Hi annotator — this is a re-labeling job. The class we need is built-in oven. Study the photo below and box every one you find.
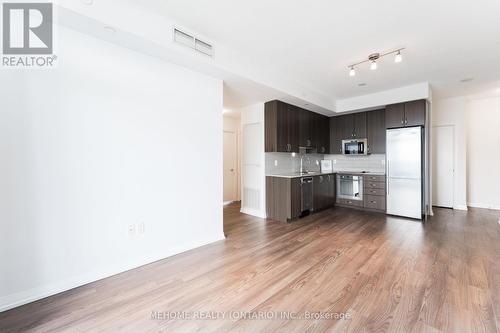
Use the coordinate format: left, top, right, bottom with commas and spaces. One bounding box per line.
342, 139, 368, 155
336, 174, 363, 201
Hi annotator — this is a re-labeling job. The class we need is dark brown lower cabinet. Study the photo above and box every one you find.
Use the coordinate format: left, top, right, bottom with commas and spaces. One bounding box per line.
266, 176, 301, 222
363, 175, 386, 212
266, 174, 336, 222
313, 174, 335, 211
335, 174, 386, 213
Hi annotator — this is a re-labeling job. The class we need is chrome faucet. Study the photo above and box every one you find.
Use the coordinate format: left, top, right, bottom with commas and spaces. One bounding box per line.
300, 154, 311, 174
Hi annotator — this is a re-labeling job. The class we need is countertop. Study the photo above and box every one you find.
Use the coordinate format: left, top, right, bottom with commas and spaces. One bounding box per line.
266, 171, 336, 179
266, 170, 385, 179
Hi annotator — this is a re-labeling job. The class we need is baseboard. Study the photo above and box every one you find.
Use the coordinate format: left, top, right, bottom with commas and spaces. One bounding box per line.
0, 233, 225, 313
240, 207, 266, 219
453, 205, 468, 211
467, 202, 500, 211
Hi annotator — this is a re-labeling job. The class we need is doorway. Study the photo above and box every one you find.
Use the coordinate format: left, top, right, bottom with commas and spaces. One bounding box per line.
223, 130, 238, 203
432, 125, 454, 208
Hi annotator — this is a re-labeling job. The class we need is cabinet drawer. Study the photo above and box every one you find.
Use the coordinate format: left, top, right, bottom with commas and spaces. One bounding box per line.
364, 195, 386, 211
336, 198, 364, 208
364, 180, 386, 190
364, 188, 385, 196
363, 175, 385, 182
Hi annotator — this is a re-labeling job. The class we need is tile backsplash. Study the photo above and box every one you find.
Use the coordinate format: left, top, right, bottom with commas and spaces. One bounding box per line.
265, 153, 323, 174
265, 152, 386, 174
323, 154, 386, 173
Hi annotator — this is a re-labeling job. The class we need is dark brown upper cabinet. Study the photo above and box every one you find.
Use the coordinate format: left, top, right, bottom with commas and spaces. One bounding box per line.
367, 109, 386, 154
265, 100, 329, 153
298, 108, 312, 148
336, 112, 367, 139
404, 100, 426, 127
265, 100, 299, 153
329, 117, 343, 154
386, 100, 426, 128
353, 113, 367, 138
311, 113, 330, 153
339, 114, 354, 140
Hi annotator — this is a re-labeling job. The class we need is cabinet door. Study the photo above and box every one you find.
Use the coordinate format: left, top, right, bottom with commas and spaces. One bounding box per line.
290, 178, 302, 219
367, 109, 386, 154
340, 114, 355, 140
404, 100, 426, 127
385, 103, 405, 128
286, 104, 300, 152
313, 176, 321, 210
329, 117, 342, 154
264, 101, 278, 152
298, 108, 311, 148
326, 174, 336, 206
316, 114, 329, 154
313, 175, 329, 210
309, 113, 320, 151
353, 112, 367, 138
277, 102, 299, 152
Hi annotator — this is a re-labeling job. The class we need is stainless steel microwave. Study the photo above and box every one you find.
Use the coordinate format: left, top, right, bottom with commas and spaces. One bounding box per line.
342, 139, 368, 155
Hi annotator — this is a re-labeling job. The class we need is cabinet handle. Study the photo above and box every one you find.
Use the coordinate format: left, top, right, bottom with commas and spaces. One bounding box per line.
370, 201, 376, 204
405, 118, 408, 125
401, 119, 404, 125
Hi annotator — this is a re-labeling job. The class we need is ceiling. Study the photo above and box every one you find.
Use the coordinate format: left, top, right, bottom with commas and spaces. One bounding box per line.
127, 0, 500, 102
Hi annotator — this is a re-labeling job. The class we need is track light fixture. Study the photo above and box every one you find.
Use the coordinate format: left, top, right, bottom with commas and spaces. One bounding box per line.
395, 50, 402, 63
349, 66, 356, 76
348, 48, 404, 77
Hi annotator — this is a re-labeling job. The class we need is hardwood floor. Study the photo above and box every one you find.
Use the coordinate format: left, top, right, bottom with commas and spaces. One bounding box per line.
1, 204, 499, 332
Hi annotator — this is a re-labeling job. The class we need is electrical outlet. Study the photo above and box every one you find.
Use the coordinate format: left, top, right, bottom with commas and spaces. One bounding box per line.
128, 224, 136, 236
333, 159, 337, 164
274, 160, 278, 167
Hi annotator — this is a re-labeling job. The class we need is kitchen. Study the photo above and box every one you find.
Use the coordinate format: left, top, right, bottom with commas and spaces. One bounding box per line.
265, 99, 429, 222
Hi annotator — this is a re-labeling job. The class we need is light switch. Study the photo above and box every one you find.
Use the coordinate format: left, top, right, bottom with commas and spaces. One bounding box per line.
274, 160, 278, 166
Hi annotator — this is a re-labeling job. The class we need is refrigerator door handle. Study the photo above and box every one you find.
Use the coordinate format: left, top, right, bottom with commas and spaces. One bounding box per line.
387, 160, 389, 196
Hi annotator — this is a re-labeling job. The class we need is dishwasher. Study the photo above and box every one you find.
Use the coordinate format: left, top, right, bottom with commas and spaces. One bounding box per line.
300, 177, 314, 216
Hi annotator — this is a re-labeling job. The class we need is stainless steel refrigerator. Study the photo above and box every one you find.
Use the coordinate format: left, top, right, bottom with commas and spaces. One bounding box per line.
386, 127, 423, 219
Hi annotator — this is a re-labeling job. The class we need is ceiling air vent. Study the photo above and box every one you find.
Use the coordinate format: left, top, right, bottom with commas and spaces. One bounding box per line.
173, 28, 213, 57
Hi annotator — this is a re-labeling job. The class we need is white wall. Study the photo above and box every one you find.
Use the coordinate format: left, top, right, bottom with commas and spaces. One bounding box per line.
432, 97, 468, 210
0, 27, 224, 311
239, 104, 266, 218
335, 82, 431, 113
432, 93, 500, 211
466, 96, 500, 209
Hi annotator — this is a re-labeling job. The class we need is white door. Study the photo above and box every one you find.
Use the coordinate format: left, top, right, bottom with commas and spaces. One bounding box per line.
432, 126, 454, 208
223, 131, 238, 202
